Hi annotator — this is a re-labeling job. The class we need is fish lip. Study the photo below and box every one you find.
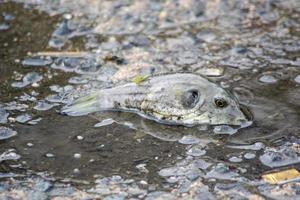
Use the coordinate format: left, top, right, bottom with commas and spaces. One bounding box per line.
239, 103, 253, 121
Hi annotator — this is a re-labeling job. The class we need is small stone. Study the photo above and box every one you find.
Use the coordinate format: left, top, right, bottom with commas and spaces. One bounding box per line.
77, 135, 84, 140
45, 153, 54, 158
229, 156, 243, 163
179, 135, 201, 144
73, 168, 80, 173
244, 153, 256, 159
187, 145, 206, 157
74, 153, 81, 159
213, 125, 237, 135
16, 114, 32, 123
259, 75, 277, 84
136, 164, 149, 173
31, 82, 40, 87
27, 143, 34, 147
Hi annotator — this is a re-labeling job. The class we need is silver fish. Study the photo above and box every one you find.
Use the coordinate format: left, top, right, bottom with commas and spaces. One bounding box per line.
62, 73, 248, 126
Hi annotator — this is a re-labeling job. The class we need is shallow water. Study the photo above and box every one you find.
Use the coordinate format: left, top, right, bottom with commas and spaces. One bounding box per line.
1, 0, 300, 199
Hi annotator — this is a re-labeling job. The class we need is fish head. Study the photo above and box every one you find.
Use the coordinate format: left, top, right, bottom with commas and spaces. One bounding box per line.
194, 85, 248, 126
143, 75, 249, 126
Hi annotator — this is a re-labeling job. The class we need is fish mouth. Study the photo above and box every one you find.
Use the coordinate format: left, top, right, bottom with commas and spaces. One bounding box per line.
239, 104, 253, 121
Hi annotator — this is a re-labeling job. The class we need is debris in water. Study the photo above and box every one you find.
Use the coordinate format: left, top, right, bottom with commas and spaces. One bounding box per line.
27, 117, 43, 125
94, 118, 115, 127
227, 142, 265, 151
262, 169, 300, 184
196, 66, 224, 77
132, 75, 150, 84
36, 51, 88, 57
0, 126, 17, 140
22, 57, 53, 67
11, 72, 43, 88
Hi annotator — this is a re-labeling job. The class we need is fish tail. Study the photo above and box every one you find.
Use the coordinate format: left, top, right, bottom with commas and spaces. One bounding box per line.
61, 92, 100, 116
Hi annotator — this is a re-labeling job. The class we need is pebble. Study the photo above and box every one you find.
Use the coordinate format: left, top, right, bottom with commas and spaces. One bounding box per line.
45, 153, 55, 158
229, 156, 243, 163
136, 164, 149, 173
244, 153, 256, 159
213, 125, 237, 135
27, 143, 34, 147
178, 135, 201, 144
77, 135, 84, 140
16, 114, 32, 123
186, 145, 206, 157
73, 168, 80, 174
259, 74, 278, 84
73, 153, 81, 159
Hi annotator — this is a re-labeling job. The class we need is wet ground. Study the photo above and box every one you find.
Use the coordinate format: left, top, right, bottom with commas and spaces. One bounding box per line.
1, 0, 300, 199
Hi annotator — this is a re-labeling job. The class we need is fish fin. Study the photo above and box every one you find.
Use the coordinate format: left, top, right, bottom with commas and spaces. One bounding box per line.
61, 92, 100, 116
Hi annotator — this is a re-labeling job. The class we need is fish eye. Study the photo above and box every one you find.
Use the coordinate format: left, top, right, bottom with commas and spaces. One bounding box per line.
182, 89, 200, 108
214, 98, 228, 108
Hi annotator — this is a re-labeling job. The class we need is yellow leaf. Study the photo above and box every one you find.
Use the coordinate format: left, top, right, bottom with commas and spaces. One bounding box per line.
132, 75, 149, 84
262, 168, 300, 184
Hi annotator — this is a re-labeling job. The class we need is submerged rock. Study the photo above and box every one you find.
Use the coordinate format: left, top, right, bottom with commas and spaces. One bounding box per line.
259, 142, 300, 168
33, 101, 56, 111
22, 57, 53, 67
0, 149, 20, 162
11, 72, 43, 88
0, 106, 9, 124
0, 126, 17, 140
259, 74, 278, 84
16, 114, 32, 123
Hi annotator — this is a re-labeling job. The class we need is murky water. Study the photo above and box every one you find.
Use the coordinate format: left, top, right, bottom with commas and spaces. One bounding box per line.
1, 0, 300, 199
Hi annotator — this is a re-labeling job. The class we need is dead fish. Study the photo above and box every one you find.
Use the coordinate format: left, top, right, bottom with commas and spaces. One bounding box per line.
62, 73, 248, 126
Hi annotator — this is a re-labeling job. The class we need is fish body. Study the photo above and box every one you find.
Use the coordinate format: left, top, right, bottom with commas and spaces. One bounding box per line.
62, 73, 247, 126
